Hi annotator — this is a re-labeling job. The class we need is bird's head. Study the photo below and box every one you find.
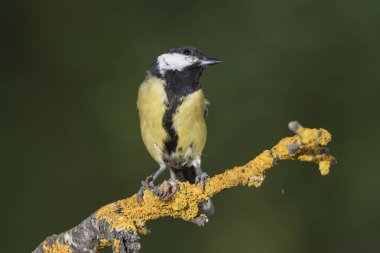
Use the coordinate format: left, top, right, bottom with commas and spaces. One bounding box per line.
150, 46, 221, 77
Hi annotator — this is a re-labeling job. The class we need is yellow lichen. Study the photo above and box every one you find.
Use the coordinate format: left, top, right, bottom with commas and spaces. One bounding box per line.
113, 239, 121, 253
94, 125, 335, 236
43, 241, 72, 253
95, 238, 112, 251
40, 124, 335, 252
319, 160, 331, 175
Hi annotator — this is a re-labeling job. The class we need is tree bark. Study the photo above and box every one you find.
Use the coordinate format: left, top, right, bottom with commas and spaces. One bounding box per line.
33, 121, 336, 253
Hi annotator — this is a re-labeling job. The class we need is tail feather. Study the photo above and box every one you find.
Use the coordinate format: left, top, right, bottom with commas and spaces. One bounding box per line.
170, 166, 197, 184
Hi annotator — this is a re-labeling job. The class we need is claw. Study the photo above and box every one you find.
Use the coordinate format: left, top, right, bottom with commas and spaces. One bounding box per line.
138, 179, 178, 203
152, 179, 178, 201
138, 165, 166, 201
146, 174, 154, 187
148, 181, 155, 189
195, 172, 209, 192
137, 181, 148, 203
137, 173, 158, 202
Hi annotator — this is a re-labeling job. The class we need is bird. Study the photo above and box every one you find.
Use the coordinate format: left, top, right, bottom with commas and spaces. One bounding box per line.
136, 46, 221, 221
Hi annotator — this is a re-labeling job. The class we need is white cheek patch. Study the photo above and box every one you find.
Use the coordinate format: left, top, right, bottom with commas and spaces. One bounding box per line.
157, 53, 198, 75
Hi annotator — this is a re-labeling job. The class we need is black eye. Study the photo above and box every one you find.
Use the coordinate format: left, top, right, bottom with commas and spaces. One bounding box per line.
183, 49, 191, 55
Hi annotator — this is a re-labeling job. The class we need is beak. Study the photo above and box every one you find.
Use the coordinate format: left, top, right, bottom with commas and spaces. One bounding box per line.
199, 57, 222, 66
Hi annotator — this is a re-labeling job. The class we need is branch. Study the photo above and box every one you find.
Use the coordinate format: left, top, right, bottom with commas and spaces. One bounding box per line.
33, 121, 336, 253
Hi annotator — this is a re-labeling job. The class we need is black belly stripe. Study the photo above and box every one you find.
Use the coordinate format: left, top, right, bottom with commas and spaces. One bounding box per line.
162, 96, 183, 155
159, 68, 203, 157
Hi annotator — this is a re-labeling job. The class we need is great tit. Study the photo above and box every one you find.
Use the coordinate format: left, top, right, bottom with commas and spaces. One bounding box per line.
137, 46, 221, 218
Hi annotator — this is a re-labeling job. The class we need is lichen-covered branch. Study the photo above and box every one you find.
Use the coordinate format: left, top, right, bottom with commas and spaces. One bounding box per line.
33, 122, 336, 253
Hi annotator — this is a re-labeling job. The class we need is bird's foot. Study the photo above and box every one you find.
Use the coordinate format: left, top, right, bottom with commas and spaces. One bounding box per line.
138, 177, 178, 203
137, 181, 148, 203
195, 171, 209, 192
137, 175, 155, 203
152, 179, 178, 201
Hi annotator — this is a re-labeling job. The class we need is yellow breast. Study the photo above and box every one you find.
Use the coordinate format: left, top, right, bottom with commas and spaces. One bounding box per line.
172, 89, 207, 161
137, 74, 208, 165
137, 75, 168, 164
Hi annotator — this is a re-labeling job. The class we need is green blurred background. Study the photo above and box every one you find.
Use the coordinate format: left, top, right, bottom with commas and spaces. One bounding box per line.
2, 0, 379, 252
